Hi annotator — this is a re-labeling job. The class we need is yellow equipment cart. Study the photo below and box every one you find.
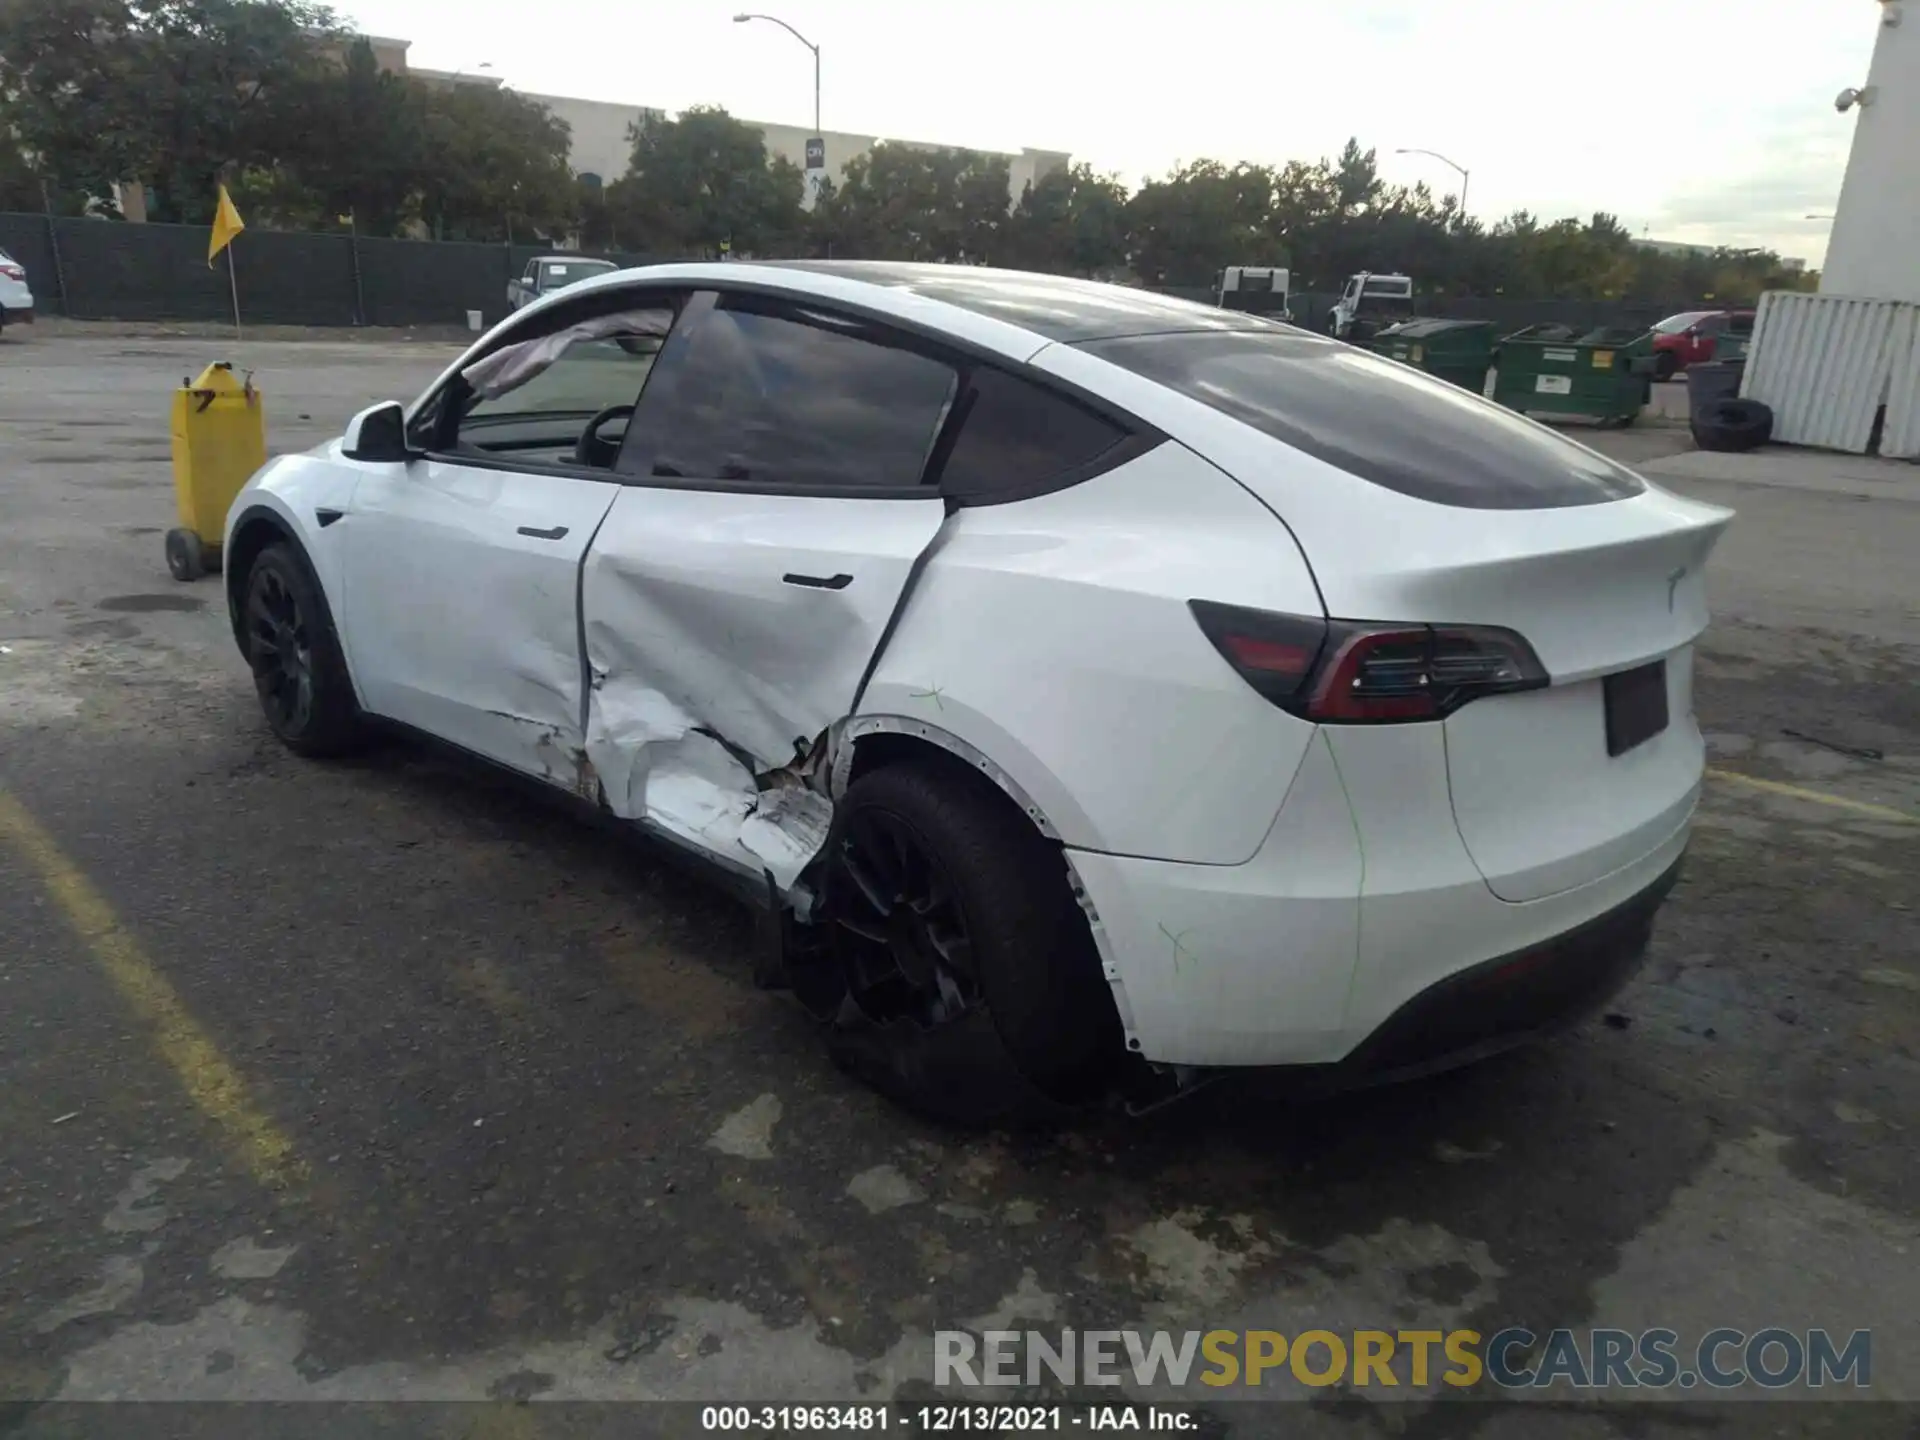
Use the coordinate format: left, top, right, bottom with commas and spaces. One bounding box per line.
166, 362, 266, 581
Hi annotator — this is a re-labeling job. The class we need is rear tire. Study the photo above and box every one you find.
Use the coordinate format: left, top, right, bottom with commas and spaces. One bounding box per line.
1655, 351, 1679, 382
239, 542, 365, 757
807, 762, 1122, 1126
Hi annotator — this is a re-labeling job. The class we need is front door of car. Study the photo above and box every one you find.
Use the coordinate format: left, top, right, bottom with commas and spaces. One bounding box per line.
337, 307, 674, 789
578, 292, 957, 823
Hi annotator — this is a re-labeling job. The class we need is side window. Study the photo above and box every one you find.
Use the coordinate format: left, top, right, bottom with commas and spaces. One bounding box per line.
630, 298, 958, 490
937, 367, 1134, 501
446, 306, 675, 468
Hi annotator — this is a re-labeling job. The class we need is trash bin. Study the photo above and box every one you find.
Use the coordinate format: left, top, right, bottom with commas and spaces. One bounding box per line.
1370, 318, 1497, 393
1684, 359, 1743, 410
1492, 325, 1661, 427
166, 362, 267, 581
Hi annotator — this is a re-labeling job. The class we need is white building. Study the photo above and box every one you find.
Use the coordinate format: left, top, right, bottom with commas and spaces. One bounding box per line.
1742, 0, 1920, 458
409, 64, 1070, 209
1821, 1, 1920, 301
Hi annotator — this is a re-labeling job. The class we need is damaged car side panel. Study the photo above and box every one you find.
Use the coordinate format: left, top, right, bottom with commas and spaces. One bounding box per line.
338, 460, 622, 787
854, 441, 1326, 867
580, 486, 948, 886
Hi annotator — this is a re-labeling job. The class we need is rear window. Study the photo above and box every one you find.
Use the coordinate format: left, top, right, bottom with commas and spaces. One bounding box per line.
1654, 312, 1712, 334
936, 367, 1135, 500
1081, 330, 1645, 510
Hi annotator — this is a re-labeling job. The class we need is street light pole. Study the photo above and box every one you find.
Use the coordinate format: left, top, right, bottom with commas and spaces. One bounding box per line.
1395, 147, 1470, 222
734, 13, 821, 169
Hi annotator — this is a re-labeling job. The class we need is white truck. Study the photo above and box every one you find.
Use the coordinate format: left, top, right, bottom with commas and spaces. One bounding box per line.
1214, 265, 1293, 321
507, 255, 619, 312
1328, 271, 1415, 341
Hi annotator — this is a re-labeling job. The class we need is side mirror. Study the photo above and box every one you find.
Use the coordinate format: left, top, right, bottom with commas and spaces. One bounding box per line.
342, 401, 416, 463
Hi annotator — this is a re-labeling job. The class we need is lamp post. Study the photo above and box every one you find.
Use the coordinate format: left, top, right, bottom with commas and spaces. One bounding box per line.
1395, 147, 1470, 222
733, 12, 822, 193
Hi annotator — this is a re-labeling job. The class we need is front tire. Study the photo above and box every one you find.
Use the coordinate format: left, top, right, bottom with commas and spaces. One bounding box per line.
240, 542, 365, 756
1655, 351, 1679, 382
809, 762, 1122, 1125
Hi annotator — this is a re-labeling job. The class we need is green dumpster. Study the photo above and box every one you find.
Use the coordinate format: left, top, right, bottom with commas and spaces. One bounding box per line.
1369, 318, 1497, 393
1493, 325, 1661, 426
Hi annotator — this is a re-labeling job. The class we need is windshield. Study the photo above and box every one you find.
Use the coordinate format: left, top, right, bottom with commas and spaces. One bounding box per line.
1080, 328, 1645, 510
1653, 312, 1713, 334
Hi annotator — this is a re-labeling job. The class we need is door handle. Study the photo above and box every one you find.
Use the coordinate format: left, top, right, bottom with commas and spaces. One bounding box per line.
783, 572, 853, 590
516, 525, 569, 541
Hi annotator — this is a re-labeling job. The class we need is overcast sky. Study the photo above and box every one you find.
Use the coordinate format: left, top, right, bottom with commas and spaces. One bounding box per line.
340, 0, 1878, 266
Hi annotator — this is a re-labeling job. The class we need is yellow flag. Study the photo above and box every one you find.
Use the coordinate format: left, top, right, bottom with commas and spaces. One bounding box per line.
208, 185, 245, 266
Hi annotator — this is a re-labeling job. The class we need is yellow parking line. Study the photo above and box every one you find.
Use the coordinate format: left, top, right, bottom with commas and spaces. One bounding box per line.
1707, 768, 1917, 825
0, 789, 305, 1189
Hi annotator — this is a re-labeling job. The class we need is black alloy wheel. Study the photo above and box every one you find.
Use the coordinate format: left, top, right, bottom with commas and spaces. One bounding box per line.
828, 806, 981, 1030
247, 560, 315, 735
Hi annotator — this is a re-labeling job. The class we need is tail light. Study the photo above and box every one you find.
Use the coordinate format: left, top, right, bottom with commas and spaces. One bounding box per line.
0, 263, 23, 281
1189, 601, 1547, 723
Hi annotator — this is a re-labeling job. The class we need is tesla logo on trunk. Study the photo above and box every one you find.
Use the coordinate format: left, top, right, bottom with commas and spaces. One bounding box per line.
1666, 567, 1686, 612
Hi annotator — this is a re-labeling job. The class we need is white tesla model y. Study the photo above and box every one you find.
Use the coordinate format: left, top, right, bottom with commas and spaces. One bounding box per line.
223, 262, 1732, 1121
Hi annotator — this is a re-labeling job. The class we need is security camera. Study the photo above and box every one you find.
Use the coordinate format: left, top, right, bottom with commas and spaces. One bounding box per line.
1837, 87, 1862, 112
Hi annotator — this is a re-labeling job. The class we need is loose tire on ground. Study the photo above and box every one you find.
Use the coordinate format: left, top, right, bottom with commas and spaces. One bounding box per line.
1692, 397, 1774, 454
164, 528, 206, 582
806, 761, 1123, 1126
240, 541, 366, 756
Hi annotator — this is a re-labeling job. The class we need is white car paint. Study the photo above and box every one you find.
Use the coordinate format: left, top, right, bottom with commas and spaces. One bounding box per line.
857, 441, 1323, 866
337, 456, 622, 787
224, 261, 1733, 1075
0, 247, 34, 326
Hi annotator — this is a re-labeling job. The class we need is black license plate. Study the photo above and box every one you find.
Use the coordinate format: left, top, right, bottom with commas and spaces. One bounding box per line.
1604, 660, 1669, 757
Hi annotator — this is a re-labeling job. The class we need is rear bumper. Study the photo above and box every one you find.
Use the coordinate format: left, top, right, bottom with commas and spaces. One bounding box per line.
1335, 856, 1680, 1085
1, 304, 31, 323
1067, 721, 1697, 1069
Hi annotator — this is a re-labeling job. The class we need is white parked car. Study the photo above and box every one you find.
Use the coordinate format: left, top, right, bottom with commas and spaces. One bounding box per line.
223, 262, 1732, 1122
0, 246, 35, 332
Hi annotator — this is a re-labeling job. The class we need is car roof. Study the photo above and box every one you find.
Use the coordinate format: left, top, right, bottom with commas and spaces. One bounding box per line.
758, 261, 1276, 343
481, 261, 1287, 389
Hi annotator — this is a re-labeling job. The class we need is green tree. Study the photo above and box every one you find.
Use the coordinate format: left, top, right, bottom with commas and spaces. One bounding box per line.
1005, 162, 1130, 276
1124, 160, 1273, 287
0, 0, 340, 221
607, 106, 802, 257
276, 38, 424, 234
810, 142, 1008, 262
416, 83, 577, 243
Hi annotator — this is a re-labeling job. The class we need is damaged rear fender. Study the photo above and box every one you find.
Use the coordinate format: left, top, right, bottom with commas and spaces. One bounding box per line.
828, 712, 1075, 842
825, 711, 1143, 1049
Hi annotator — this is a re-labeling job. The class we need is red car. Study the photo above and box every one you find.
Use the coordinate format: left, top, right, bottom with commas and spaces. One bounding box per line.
1651, 309, 1754, 379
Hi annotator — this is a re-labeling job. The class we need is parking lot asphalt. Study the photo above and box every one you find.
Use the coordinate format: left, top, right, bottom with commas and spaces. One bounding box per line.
2, 332, 1917, 1436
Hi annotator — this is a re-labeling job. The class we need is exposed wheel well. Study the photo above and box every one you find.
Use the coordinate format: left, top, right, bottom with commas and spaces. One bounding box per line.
845, 730, 1053, 836
840, 726, 1120, 999
224, 510, 295, 650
